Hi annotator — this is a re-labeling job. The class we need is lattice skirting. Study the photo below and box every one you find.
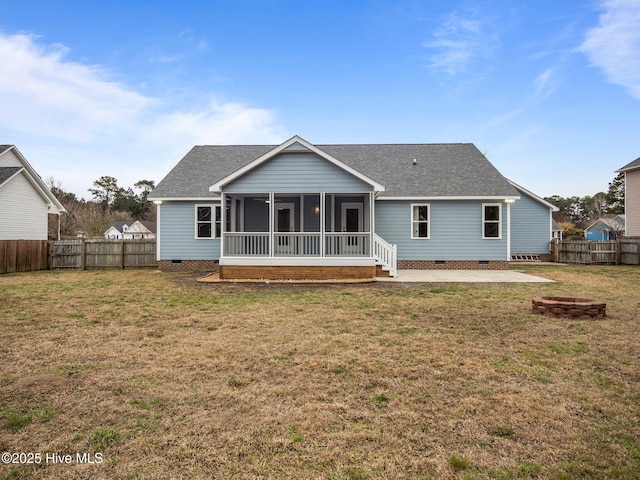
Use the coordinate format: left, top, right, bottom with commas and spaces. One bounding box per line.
158, 260, 218, 272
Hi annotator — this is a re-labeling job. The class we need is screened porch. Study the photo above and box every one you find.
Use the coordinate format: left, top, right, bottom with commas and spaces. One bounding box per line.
220, 192, 374, 258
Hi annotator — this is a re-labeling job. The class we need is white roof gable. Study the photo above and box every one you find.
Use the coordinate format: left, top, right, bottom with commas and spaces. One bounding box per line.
0, 146, 66, 214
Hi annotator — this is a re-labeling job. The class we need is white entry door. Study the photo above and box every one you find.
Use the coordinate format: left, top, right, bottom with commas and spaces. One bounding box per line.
341, 203, 363, 255
275, 203, 295, 255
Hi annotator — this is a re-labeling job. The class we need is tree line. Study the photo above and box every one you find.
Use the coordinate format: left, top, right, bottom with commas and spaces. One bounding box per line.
48, 176, 155, 238
544, 173, 624, 238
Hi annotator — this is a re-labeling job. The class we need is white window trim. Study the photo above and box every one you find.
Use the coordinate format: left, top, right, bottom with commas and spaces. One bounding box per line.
194, 204, 220, 239
411, 203, 430, 239
482, 203, 502, 239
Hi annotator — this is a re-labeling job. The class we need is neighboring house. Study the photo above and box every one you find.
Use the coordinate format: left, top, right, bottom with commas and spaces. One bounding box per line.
585, 215, 625, 241
149, 136, 556, 280
0, 145, 66, 240
104, 220, 156, 240
617, 157, 640, 237
551, 219, 564, 240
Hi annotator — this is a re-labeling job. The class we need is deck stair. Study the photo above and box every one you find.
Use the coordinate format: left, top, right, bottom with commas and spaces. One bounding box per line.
374, 234, 398, 277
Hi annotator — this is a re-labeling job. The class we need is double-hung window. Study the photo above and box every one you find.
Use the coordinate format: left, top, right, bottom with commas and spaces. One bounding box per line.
411, 204, 430, 239
482, 203, 501, 239
195, 204, 221, 239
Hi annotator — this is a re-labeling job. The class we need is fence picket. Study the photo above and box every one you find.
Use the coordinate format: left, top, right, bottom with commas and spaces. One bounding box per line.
52, 239, 157, 269
551, 239, 640, 265
0, 240, 50, 274
0, 239, 157, 273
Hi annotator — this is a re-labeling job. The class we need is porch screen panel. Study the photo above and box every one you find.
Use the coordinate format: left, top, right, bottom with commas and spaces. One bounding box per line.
303, 194, 321, 232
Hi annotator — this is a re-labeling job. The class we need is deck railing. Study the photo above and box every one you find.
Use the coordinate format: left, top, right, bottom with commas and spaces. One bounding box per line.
325, 233, 370, 256
224, 233, 270, 256
273, 233, 321, 256
373, 234, 398, 277
222, 232, 372, 257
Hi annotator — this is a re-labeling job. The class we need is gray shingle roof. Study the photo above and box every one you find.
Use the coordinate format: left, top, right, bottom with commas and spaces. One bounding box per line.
0, 145, 14, 155
109, 220, 157, 234
149, 142, 519, 199
0, 166, 22, 186
587, 215, 625, 235
617, 156, 640, 172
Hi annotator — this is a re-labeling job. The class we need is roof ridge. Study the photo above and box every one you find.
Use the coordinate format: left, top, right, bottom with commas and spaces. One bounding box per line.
192, 142, 474, 147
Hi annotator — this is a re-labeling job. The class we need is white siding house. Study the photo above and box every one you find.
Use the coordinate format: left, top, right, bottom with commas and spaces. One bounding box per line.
0, 145, 65, 240
104, 220, 156, 240
617, 158, 640, 237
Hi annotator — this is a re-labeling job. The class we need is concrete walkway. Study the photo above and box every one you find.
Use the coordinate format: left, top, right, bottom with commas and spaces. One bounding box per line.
376, 269, 554, 283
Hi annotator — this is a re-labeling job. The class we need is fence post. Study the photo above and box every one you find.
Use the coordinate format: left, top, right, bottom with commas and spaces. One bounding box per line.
81, 239, 86, 270
121, 240, 126, 269
616, 238, 621, 265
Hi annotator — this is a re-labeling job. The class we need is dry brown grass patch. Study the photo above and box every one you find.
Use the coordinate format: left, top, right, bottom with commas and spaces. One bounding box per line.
1, 266, 639, 479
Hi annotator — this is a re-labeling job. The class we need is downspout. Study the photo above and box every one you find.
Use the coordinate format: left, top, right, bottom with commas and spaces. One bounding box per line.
154, 202, 162, 262
506, 201, 511, 261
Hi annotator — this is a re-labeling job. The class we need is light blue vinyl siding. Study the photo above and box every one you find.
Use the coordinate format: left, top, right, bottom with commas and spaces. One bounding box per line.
159, 202, 220, 260
375, 200, 508, 260
510, 191, 552, 254
585, 226, 609, 241
224, 152, 373, 193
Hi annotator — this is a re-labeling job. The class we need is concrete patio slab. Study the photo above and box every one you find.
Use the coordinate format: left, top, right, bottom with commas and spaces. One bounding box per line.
376, 269, 554, 283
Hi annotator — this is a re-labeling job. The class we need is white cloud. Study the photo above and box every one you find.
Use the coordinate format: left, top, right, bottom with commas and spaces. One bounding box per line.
580, 0, 640, 99
534, 68, 557, 99
0, 33, 155, 141
147, 99, 282, 146
424, 10, 498, 76
0, 33, 284, 196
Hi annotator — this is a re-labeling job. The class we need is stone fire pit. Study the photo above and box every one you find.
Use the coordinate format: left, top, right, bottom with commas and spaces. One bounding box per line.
532, 296, 606, 319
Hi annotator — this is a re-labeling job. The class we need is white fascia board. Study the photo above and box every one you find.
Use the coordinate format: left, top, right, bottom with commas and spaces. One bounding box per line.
506, 179, 558, 211
3, 166, 66, 214
147, 196, 221, 202
616, 162, 640, 173
377, 195, 521, 201
2, 146, 67, 213
209, 135, 386, 193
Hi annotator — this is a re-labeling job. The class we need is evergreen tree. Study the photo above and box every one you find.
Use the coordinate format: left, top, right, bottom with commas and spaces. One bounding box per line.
605, 173, 625, 214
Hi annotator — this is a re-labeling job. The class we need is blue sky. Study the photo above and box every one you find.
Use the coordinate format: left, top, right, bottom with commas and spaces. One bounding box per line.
1, 0, 638, 199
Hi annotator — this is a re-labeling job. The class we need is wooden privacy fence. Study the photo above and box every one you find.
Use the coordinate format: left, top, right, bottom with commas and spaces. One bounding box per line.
551, 238, 640, 265
0, 240, 50, 274
52, 239, 157, 270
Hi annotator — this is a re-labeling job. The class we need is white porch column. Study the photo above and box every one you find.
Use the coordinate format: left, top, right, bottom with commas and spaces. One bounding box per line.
220, 193, 226, 257
269, 192, 274, 257
369, 191, 375, 256
320, 192, 325, 257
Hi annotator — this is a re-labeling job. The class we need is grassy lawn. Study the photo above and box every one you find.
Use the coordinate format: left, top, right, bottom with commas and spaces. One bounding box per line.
1, 265, 639, 479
